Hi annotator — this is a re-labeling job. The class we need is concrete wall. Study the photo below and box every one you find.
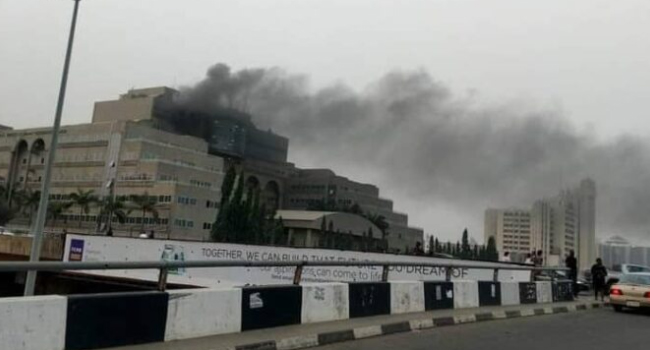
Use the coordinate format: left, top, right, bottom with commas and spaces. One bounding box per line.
165, 288, 242, 341
500, 282, 520, 306
0, 295, 67, 350
453, 281, 479, 309
536, 282, 553, 303
301, 283, 349, 323
390, 281, 425, 314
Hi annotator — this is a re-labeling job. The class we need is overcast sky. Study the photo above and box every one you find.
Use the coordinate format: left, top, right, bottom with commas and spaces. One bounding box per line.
2, 0, 650, 242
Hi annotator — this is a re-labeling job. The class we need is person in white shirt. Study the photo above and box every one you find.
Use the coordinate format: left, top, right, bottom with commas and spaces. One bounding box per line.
501, 251, 511, 262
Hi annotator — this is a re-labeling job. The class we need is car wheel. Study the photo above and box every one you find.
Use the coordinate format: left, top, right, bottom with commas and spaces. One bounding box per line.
613, 305, 623, 312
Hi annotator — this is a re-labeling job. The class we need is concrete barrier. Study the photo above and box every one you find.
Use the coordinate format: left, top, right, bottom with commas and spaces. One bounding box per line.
478, 281, 501, 306
349, 282, 390, 318
519, 282, 537, 304
500, 282, 520, 306
424, 281, 454, 310
65, 291, 169, 350
301, 283, 349, 323
390, 281, 425, 314
165, 288, 242, 341
453, 281, 479, 309
552, 281, 574, 302
536, 282, 553, 303
0, 295, 67, 350
241, 285, 302, 331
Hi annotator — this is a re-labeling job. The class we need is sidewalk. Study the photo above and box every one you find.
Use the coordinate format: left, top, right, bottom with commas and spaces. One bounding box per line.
109, 298, 603, 350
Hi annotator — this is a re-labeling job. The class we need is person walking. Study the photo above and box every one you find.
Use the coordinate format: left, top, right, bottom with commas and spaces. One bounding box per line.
565, 250, 578, 297
591, 258, 608, 301
524, 253, 533, 265
501, 252, 511, 262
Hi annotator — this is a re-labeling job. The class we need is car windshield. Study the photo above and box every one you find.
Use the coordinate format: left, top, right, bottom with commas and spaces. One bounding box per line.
619, 274, 650, 285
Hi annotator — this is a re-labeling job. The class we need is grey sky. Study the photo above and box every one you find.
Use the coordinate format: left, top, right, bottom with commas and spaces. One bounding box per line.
2, 0, 650, 242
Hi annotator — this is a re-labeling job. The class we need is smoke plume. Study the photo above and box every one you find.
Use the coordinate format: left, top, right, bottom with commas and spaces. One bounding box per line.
177, 63, 650, 242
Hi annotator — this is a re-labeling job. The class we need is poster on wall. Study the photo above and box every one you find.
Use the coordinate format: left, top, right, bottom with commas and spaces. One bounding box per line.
63, 234, 531, 287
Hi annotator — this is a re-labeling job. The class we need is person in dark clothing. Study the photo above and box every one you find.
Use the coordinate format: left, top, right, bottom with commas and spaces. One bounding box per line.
565, 250, 578, 297
591, 258, 608, 301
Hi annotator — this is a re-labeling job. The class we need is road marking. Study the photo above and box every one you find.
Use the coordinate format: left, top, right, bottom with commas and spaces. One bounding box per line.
353, 325, 383, 339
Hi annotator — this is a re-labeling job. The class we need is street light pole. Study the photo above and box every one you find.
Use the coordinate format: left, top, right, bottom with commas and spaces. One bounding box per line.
24, 0, 82, 296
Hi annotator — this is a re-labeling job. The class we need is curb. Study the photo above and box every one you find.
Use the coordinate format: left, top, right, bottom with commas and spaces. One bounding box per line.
231, 301, 603, 350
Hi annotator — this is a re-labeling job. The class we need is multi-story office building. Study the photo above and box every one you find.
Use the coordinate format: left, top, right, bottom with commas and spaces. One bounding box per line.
0, 120, 224, 240
1, 87, 424, 249
485, 179, 596, 268
283, 168, 424, 252
599, 236, 650, 268
484, 208, 532, 259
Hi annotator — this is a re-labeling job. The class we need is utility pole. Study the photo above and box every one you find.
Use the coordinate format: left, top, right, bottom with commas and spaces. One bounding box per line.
24, 0, 82, 296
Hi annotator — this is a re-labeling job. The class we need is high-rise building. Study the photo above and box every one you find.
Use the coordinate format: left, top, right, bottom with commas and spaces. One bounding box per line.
484, 208, 532, 260
485, 179, 596, 268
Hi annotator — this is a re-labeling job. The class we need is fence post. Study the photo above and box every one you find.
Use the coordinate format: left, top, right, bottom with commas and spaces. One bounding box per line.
293, 263, 304, 285
157, 267, 168, 292
445, 266, 452, 282
493, 268, 499, 282
382, 264, 389, 282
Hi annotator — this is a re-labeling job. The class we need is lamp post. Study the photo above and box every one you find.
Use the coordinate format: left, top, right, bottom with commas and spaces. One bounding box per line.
24, 0, 82, 296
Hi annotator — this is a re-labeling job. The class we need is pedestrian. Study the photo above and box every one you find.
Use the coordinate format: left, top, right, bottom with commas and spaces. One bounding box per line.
106, 227, 113, 237
524, 253, 533, 265
533, 250, 544, 267
148, 230, 155, 239
565, 250, 578, 297
501, 251, 511, 262
591, 258, 608, 301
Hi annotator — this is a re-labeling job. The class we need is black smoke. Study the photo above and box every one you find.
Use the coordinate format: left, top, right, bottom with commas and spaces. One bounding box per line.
176, 63, 650, 242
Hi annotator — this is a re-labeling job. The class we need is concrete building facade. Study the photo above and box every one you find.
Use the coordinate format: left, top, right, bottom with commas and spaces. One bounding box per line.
484, 179, 596, 269
2, 86, 424, 249
0, 120, 224, 241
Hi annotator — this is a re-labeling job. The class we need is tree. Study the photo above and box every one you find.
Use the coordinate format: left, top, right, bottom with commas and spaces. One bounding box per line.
47, 201, 72, 228
69, 189, 97, 227
445, 241, 452, 255
20, 189, 41, 226
455, 241, 461, 257
0, 199, 14, 226
472, 244, 479, 260
132, 193, 159, 232
486, 236, 499, 261
100, 197, 129, 231
212, 166, 237, 241
461, 228, 471, 259
434, 238, 441, 253
428, 235, 435, 256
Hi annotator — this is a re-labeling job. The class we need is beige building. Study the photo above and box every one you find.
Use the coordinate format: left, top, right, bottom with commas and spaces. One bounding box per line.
0, 120, 224, 241
283, 169, 424, 253
484, 208, 532, 257
485, 179, 596, 269
277, 210, 382, 249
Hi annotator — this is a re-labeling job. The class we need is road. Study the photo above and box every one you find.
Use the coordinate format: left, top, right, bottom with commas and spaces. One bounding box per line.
316, 308, 650, 350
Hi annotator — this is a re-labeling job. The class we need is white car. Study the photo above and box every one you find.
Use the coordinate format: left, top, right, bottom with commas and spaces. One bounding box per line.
0, 226, 15, 236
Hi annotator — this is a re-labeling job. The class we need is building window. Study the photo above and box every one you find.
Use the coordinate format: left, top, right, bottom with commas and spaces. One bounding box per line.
203, 222, 212, 230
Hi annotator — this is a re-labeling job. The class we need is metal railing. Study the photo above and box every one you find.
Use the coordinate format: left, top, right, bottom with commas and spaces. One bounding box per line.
0, 260, 568, 292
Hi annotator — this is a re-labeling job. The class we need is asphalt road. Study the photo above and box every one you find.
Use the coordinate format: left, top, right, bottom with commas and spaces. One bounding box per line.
316, 307, 650, 350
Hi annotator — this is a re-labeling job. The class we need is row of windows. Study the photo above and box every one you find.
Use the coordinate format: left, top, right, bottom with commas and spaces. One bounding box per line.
190, 179, 212, 188
177, 196, 197, 205
203, 222, 213, 230
206, 200, 219, 209
58, 214, 169, 225
174, 219, 194, 228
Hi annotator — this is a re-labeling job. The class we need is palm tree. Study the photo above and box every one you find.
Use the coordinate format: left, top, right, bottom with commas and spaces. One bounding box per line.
131, 193, 158, 232
365, 213, 389, 250
99, 197, 129, 232
13, 189, 41, 226
47, 201, 72, 228
69, 189, 98, 227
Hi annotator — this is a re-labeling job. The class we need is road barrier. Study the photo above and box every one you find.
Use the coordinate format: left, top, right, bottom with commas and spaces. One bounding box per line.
0, 260, 572, 350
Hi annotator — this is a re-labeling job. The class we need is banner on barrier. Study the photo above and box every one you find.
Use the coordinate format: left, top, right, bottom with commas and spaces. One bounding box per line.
63, 234, 531, 287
